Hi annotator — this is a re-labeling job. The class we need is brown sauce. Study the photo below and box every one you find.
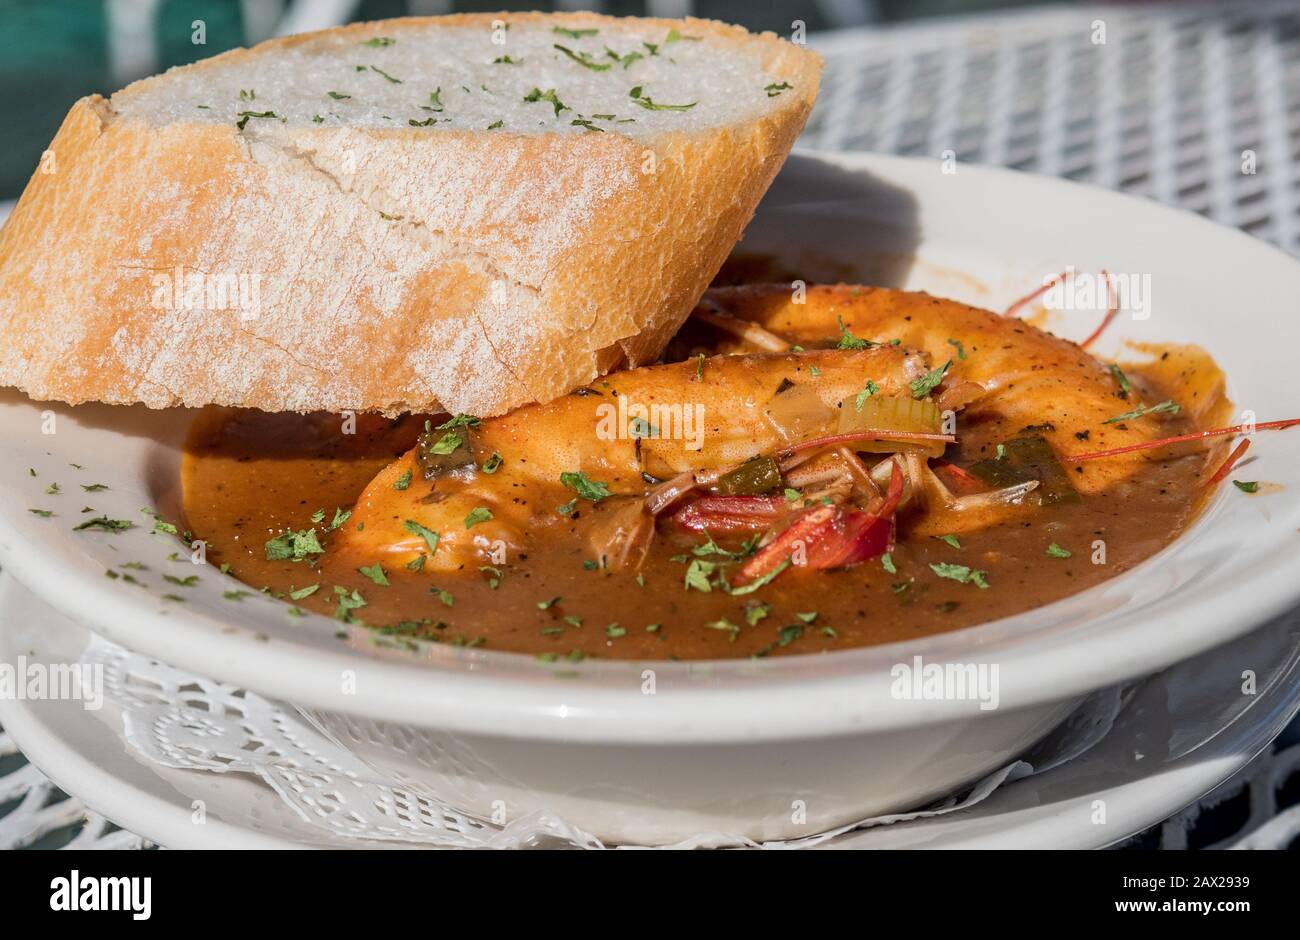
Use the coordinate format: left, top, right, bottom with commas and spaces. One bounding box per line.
181, 379, 1208, 661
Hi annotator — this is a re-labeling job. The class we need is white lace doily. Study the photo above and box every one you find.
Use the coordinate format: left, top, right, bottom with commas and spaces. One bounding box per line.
79, 634, 1126, 849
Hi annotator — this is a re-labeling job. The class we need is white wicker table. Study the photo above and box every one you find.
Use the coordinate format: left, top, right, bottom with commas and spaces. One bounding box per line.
3, 0, 1300, 850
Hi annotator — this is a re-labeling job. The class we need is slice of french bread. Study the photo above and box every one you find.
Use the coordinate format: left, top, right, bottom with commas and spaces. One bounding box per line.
0, 12, 820, 415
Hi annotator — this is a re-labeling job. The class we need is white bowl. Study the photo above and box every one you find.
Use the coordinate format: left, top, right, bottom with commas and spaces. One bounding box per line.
6, 571, 1298, 850
1, 151, 1298, 843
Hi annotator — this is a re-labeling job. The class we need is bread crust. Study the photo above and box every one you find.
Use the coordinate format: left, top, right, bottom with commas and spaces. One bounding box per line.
0, 12, 820, 415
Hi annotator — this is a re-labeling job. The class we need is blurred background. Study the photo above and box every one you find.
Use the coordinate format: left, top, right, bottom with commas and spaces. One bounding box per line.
0, 0, 1205, 201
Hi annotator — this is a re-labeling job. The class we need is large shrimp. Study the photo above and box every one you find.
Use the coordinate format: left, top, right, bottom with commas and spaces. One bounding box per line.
685, 284, 1235, 532
336, 282, 1233, 579
340, 345, 930, 571
691, 284, 1229, 487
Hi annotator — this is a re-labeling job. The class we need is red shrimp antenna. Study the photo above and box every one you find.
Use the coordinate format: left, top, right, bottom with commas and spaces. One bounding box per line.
1079, 269, 1119, 350
1063, 419, 1300, 462
1203, 438, 1251, 488
1002, 270, 1070, 318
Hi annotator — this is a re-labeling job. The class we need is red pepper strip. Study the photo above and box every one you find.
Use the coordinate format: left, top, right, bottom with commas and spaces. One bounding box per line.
671, 495, 787, 533
1203, 438, 1250, 488
777, 429, 956, 462
1063, 419, 1300, 462
736, 460, 903, 583
1079, 269, 1119, 350
932, 458, 983, 494
1003, 270, 1070, 318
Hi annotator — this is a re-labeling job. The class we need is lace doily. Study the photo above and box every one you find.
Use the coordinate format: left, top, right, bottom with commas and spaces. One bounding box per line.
79, 634, 1128, 849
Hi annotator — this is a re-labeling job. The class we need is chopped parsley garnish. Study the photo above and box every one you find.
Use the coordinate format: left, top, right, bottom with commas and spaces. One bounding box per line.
929, 562, 990, 589
537, 596, 561, 610
333, 586, 367, 621
947, 338, 967, 360
163, 574, 199, 587
235, 110, 277, 130
745, 601, 772, 626
492, 55, 520, 65
465, 507, 493, 528
684, 559, 715, 592
1103, 400, 1180, 424
358, 563, 389, 586
481, 452, 503, 474
910, 360, 952, 399
1233, 480, 1260, 493
289, 584, 320, 600
881, 553, 897, 574
605, 623, 626, 638
310, 508, 326, 524
723, 558, 791, 596
559, 471, 610, 502
487, 120, 504, 130
854, 379, 881, 411
409, 117, 437, 127
74, 515, 134, 533
605, 47, 644, 69
705, 617, 740, 641
224, 590, 253, 602
405, 555, 426, 572
81, 483, 108, 492
933, 534, 961, 549
393, 470, 412, 490
765, 81, 793, 97
327, 508, 352, 531
628, 86, 696, 111
365, 65, 402, 84
1046, 543, 1072, 558
430, 587, 454, 607
427, 431, 464, 455
425, 88, 445, 112
265, 528, 323, 561
403, 520, 440, 554
553, 26, 598, 39
1108, 363, 1133, 399
554, 44, 611, 71
524, 87, 569, 117
776, 624, 805, 647
327, 91, 351, 100
29, 509, 53, 518
836, 315, 874, 350
361, 36, 395, 47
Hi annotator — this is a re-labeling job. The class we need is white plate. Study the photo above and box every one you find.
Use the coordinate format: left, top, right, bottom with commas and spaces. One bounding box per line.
1, 151, 1298, 842
4, 572, 1297, 849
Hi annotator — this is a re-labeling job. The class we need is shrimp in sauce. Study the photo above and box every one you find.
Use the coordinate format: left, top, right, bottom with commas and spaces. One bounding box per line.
181, 282, 1286, 660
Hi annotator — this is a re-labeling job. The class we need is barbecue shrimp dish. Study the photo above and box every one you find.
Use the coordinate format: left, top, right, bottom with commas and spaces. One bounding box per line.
182, 283, 1293, 660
